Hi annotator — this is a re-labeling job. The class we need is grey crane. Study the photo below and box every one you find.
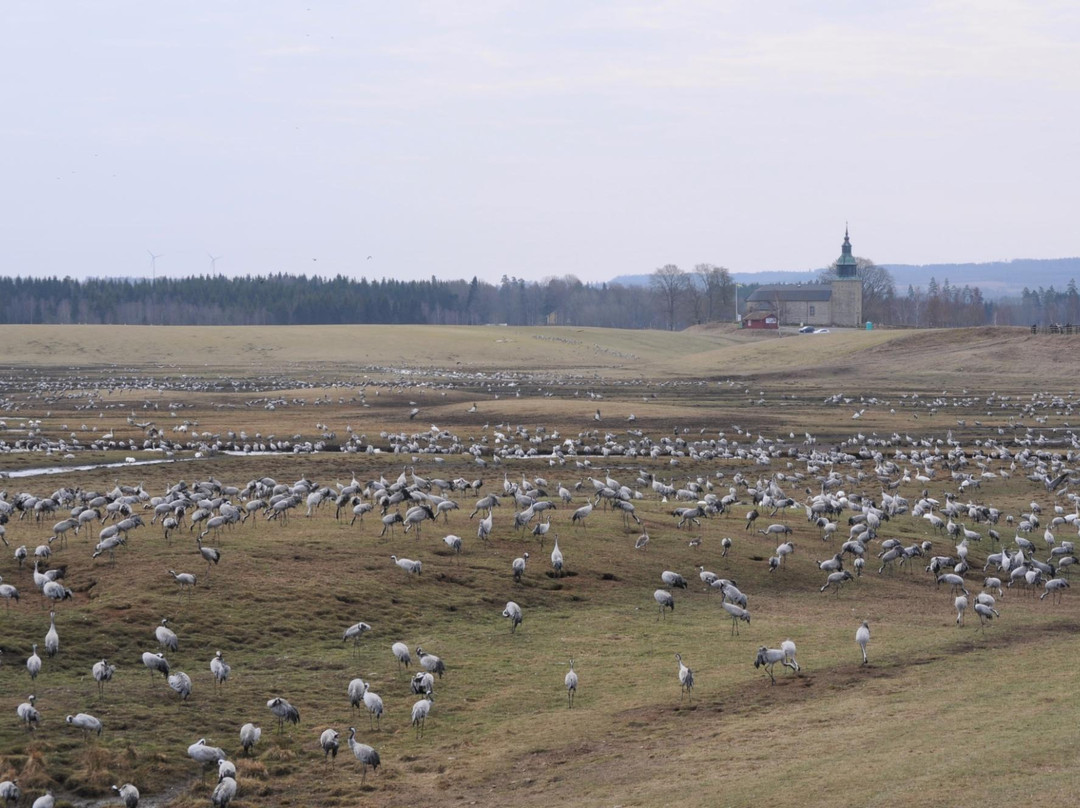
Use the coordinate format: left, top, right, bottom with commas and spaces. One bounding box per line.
532, 517, 552, 545
267, 696, 300, 732
1041, 578, 1069, 603
93, 659, 116, 696
722, 601, 751, 635
111, 783, 140, 808
565, 659, 578, 709
142, 651, 170, 680
348, 678, 366, 713
239, 722, 261, 756
0, 781, 21, 808
350, 501, 374, 526
411, 671, 435, 696
571, 502, 593, 528
512, 553, 529, 582
362, 683, 384, 730
754, 644, 800, 684
0, 582, 19, 607
391, 555, 422, 576
379, 511, 403, 537
346, 727, 381, 783
550, 535, 564, 576
955, 594, 968, 626
661, 570, 688, 589
27, 644, 42, 680
211, 776, 237, 808
403, 504, 435, 537
856, 620, 871, 664
411, 693, 434, 738
169, 570, 197, 598
721, 536, 733, 556
392, 641, 412, 670
210, 651, 230, 690
320, 728, 340, 764
156, 618, 179, 652
820, 570, 855, 594
196, 537, 221, 577
974, 602, 1000, 629
937, 573, 970, 596
416, 646, 445, 678
66, 712, 103, 737
45, 611, 59, 657
30, 790, 54, 808
343, 621, 372, 652
675, 653, 694, 701
442, 533, 463, 560
477, 510, 493, 541
187, 738, 226, 775
18, 695, 40, 729
217, 758, 236, 783
168, 671, 192, 702
42, 580, 73, 604
502, 601, 523, 632
654, 589, 675, 619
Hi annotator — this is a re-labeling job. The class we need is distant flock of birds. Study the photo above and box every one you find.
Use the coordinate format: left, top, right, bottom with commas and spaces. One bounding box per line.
0, 383, 1077, 805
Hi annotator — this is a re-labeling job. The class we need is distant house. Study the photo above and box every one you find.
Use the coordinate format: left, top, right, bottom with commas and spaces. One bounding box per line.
744, 229, 864, 327
742, 310, 778, 330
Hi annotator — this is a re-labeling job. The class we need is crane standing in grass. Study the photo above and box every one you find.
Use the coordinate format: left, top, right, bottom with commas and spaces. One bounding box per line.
550, 535, 564, 576
240, 723, 261, 756
210, 651, 230, 691
111, 784, 139, 808
411, 694, 434, 738
502, 601, 523, 633
654, 589, 675, 619
346, 727, 380, 784
45, 612, 59, 658
27, 645, 42, 680
564, 659, 578, 709
156, 619, 179, 652
856, 620, 871, 664
320, 728, 340, 764
92, 659, 116, 696
267, 697, 300, 733
675, 653, 694, 702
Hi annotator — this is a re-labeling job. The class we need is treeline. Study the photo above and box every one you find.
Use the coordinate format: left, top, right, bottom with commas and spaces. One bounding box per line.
0, 274, 664, 328
815, 261, 1080, 328
1, 272, 1075, 330
890, 277, 1080, 328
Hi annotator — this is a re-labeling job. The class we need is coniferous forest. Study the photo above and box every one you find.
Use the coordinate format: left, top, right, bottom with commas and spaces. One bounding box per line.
0, 271, 1075, 329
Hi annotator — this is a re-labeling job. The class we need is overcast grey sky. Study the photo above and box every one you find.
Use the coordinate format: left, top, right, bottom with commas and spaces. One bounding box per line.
2, 1, 1077, 284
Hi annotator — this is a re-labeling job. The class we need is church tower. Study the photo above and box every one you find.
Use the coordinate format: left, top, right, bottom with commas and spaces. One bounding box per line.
830, 225, 863, 326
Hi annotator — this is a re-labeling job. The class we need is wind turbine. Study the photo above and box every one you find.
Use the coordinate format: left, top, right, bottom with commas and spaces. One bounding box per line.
147, 251, 163, 326
208, 252, 223, 273
147, 251, 163, 281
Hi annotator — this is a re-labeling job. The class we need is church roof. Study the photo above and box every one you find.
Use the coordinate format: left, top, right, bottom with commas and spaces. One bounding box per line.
837, 225, 857, 274
746, 284, 832, 303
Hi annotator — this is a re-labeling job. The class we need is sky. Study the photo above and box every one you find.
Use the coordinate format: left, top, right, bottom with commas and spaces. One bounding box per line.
2, 1, 1078, 285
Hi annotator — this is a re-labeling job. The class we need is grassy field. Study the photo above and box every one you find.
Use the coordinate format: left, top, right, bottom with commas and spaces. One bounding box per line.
0, 324, 1077, 807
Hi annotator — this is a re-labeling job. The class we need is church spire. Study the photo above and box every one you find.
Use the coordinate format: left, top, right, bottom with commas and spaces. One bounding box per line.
837, 224, 857, 278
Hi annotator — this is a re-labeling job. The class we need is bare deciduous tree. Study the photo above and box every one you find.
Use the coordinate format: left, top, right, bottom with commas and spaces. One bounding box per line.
651, 264, 688, 331
693, 264, 733, 323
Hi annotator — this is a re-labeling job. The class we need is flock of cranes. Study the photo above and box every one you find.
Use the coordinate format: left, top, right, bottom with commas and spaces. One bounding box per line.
0, 374, 1076, 806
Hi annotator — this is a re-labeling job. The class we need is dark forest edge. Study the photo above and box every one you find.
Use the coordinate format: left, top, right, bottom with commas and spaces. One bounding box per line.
0, 270, 1075, 328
